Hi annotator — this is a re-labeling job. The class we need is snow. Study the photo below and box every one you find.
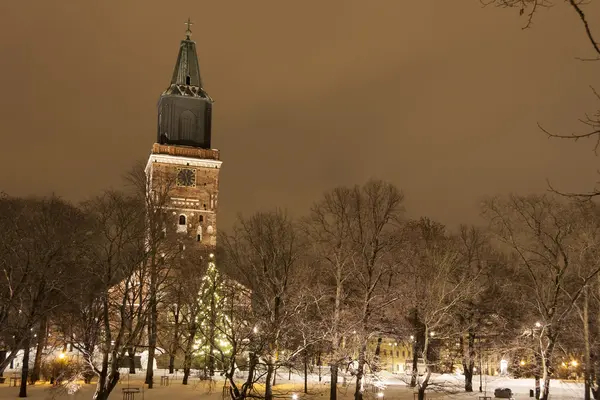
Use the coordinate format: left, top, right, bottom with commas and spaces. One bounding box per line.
0, 369, 586, 399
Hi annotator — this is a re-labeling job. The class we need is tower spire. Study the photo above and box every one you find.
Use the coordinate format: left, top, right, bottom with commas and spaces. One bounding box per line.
169, 19, 203, 88
157, 20, 214, 149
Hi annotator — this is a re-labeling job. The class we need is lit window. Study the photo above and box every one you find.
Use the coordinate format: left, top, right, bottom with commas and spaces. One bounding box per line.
177, 215, 188, 233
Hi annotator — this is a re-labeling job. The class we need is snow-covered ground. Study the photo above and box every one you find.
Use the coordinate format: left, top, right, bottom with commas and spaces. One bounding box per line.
0, 369, 585, 399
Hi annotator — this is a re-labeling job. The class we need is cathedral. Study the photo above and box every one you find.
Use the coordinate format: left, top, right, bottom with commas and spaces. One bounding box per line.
145, 20, 221, 247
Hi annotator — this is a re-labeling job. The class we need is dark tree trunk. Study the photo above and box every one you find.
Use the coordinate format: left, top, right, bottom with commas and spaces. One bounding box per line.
31, 318, 48, 383
265, 362, 275, 400
330, 363, 337, 399
127, 347, 136, 374
585, 286, 592, 400
182, 365, 190, 385
168, 303, 181, 376
92, 371, 120, 400
0, 337, 26, 376
168, 355, 175, 374
18, 337, 31, 398
411, 338, 419, 387
541, 341, 556, 400
418, 386, 426, 400
145, 264, 158, 388
145, 318, 156, 387
373, 337, 382, 372
304, 349, 309, 394
208, 292, 216, 377
462, 331, 476, 392
353, 343, 366, 400
0, 351, 5, 378
182, 322, 197, 385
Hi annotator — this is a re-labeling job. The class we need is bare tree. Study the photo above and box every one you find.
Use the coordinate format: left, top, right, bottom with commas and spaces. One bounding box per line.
220, 210, 306, 400
0, 195, 88, 397
450, 225, 521, 393
302, 186, 357, 400
340, 179, 404, 400
482, 0, 600, 197
566, 201, 600, 399
399, 218, 482, 400
482, 194, 600, 400
482, 0, 599, 57
126, 161, 180, 388
78, 190, 149, 400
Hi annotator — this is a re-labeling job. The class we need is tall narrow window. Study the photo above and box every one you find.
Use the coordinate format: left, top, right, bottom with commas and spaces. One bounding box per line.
186, 75, 191, 85
179, 110, 196, 140
179, 215, 186, 225
199, 215, 204, 223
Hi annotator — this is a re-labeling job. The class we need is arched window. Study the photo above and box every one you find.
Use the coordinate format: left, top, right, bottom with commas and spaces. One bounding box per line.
199, 215, 204, 223
186, 75, 191, 85
177, 214, 188, 233
179, 110, 196, 140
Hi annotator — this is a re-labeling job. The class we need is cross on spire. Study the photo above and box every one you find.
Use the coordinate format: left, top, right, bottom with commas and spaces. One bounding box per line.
185, 18, 193, 38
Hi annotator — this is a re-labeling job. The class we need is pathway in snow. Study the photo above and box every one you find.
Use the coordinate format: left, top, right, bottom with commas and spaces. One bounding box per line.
0, 370, 585, 399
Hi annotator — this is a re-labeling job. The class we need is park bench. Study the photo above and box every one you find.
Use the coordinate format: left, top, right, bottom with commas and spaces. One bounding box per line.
9, 374, 20, 387
122, 386, 141, 400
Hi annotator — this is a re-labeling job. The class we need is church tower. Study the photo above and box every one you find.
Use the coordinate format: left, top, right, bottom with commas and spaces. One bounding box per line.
145, 20, 221, 246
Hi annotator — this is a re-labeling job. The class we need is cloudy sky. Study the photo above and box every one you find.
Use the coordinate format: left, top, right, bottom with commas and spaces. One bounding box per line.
0, 0, 598, 229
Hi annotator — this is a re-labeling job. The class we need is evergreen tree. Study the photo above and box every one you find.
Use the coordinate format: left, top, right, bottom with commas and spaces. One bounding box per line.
195, 254, 233, 376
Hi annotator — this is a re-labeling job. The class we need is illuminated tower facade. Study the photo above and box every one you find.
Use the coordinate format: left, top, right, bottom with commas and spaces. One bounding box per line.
145, 20, 221, 247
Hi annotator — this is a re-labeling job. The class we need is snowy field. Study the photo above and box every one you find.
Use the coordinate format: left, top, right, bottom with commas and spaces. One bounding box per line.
0, 369, 585, 399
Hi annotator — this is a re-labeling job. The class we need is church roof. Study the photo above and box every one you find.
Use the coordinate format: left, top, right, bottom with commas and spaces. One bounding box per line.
162, 21, 213, 101
171, 38, 202, 87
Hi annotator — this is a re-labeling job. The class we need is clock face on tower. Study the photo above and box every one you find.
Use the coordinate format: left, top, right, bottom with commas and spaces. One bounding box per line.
176, 168, 196, 187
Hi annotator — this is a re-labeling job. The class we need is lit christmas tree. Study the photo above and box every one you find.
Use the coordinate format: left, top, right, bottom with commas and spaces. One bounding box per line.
193, 253, 232, 376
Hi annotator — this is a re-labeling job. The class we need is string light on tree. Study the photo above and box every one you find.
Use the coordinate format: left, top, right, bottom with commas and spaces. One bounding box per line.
192, 254, 233, 373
